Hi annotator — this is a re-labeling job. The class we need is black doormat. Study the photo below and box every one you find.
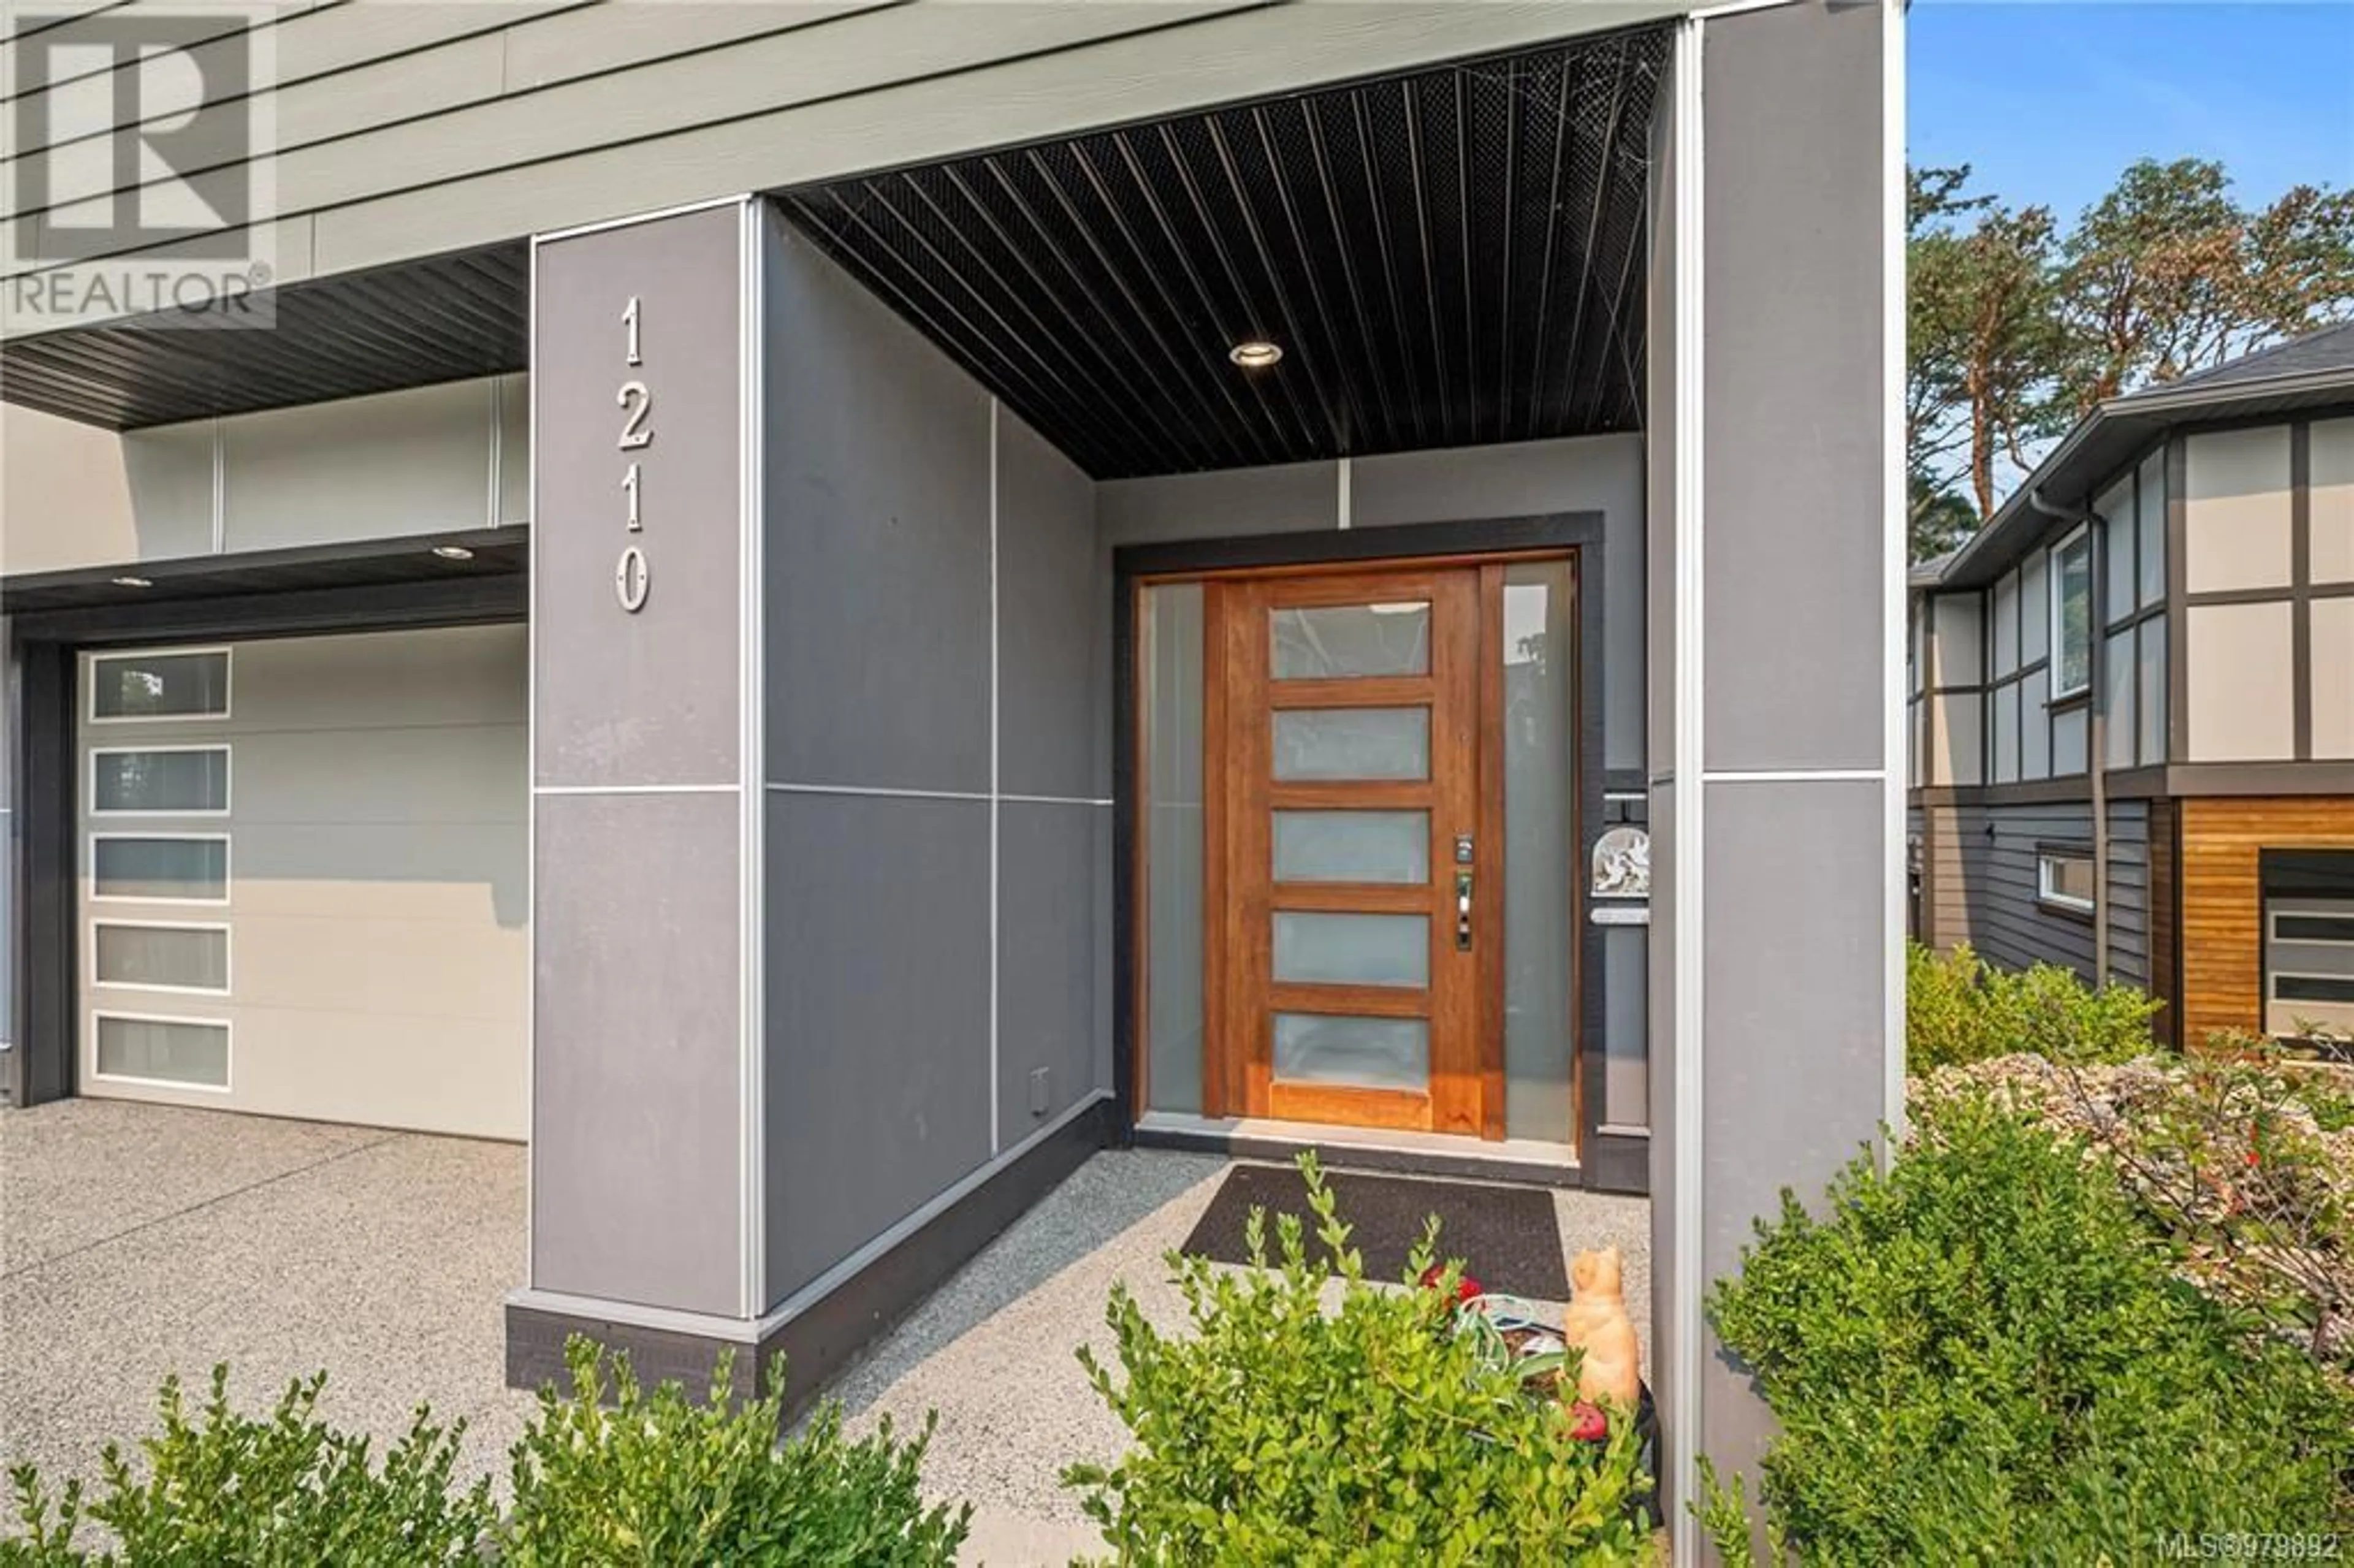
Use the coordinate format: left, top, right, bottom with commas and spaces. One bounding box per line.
1180, 1163, 1568, 1301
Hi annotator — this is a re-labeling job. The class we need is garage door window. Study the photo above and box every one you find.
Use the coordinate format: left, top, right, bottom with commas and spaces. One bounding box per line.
94, 923, 229, 994
91, 837, 229, 903
90, 649, 230, 722
92, 1014, 229, 1090
91, 748, 229, 815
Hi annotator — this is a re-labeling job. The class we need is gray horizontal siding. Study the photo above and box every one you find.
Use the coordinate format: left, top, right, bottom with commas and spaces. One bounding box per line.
5, 0, 1686, 328
1929, 799, 2154, 994
2105, 800, 2151, 988
1959, 802, 2097, 981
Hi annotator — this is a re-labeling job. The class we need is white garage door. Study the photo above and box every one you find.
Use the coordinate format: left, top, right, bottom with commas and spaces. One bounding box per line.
77, 625, 528, 1139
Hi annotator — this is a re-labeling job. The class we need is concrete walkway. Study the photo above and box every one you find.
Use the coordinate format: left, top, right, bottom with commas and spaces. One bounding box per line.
0, 1100, 1650, 1565
836, 1147, 1653, 1561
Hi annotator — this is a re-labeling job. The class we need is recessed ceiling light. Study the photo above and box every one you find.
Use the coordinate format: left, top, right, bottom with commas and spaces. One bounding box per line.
1229, 340, 1283, 369
110, 575, 152, 588
431, 544, 475, 561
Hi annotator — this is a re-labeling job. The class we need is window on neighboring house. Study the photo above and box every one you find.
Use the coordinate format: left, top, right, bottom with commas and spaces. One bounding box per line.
2038, 848, 2096, 913
2051, 525, 2093, 698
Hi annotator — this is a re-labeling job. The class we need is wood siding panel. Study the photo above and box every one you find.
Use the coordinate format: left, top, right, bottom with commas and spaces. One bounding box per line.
2179, 796, 2354, 1043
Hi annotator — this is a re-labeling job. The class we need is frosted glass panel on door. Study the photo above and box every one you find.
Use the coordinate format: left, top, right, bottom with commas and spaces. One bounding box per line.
1144, 584, 1206, 1114
92, 750, 228, 813
1272, 810, 1428, 883
1501, 563, 1579, 1140
1272, 1013, 1428, 1090
1271, 603, 1430, 679
1273, 912, 1429, 988
1273, 709, 1429, 780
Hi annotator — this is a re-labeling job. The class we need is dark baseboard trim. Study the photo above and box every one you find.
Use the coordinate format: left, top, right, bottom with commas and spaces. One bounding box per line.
1131, 1119, 1591, 1191
1580, 1130, 1650, 1195
506, 1097, 1116, 1416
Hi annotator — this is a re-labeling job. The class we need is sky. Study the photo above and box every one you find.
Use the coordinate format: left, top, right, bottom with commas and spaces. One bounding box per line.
1908, 1, 2354, 223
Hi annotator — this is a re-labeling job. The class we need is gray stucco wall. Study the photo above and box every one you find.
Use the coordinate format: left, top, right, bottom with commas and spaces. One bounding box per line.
758, 219, 1108, 1311
1641, 20, 1683, 1510
1651, 1, 1898, 1543
529, 203, 750, 1320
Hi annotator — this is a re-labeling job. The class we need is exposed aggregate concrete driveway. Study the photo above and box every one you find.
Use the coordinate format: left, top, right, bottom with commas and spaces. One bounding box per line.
0, 1100, 1648, 1564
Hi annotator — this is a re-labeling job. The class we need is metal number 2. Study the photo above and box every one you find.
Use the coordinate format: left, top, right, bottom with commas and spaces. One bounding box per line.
617, 381, 653, 449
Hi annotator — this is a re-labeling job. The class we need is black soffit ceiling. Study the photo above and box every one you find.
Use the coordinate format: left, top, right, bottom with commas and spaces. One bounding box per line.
780, 26, 1669, 479
0, 245, 528, 429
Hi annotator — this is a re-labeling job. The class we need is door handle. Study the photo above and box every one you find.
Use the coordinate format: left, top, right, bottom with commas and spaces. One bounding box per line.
1455, 870, 1474, 951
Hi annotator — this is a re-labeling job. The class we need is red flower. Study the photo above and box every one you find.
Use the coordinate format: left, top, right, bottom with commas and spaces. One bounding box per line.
1418, 1264, 1483, 1302
1567, 1401, 1609, 1442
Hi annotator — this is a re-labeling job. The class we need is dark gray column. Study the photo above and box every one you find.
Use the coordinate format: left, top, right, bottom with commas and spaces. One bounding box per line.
1648, 3, 1902, 1559
523, 200, 759, 1325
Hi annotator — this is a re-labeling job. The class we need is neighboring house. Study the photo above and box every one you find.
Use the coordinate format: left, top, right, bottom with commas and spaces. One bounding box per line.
0, 4, 1902, 1550
1910, 323, 2354, 1046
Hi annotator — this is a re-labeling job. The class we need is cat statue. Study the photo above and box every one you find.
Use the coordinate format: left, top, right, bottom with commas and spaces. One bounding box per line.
1561, 1246, 1642, 1409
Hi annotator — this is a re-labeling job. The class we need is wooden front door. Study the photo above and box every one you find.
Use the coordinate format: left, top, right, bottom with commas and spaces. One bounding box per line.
1203, 565, 1500, 1136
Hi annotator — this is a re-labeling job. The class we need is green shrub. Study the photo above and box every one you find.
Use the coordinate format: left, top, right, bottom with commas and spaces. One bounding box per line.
1922, 1045, 2354, 1371
1700, 1095, 2354, 1564
2, 1367, 493, 1567
1906, 940, 2159, 1071
1064, 1153, 1654, 1566
497, 1339, 967, 1567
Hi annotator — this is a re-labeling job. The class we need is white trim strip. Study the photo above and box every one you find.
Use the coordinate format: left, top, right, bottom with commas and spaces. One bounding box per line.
487, 376, 505, 531
1689, 0, 1800, 19
738, 196, 769, 1320
533, 192, 752, 248
523, 232, 541, 1292
766, 782, 986, 802
761, 781, 1105, 808
1336, 455, 1353, 530
208, 418, 226, 554
533, 783, 739, 796
988, 396, 1003, 1157
1880, 0, 1910, 1150
1702, 768, 1887, 785
1667, 22, 1707, 1568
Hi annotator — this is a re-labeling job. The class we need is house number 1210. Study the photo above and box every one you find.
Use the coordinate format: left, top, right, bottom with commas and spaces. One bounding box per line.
614, 295, 653, 614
